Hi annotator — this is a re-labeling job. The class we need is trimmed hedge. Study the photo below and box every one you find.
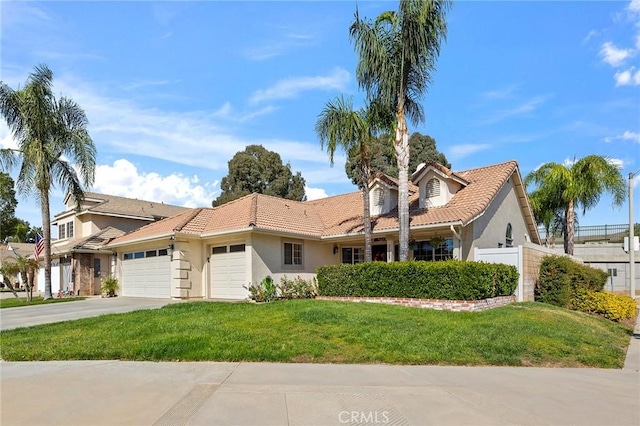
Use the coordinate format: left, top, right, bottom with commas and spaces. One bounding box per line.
536, 256, 607, 308
316, 260, 518, 301
573, 290, 637, 322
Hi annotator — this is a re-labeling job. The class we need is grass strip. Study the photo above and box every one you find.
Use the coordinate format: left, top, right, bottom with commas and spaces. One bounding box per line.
0, 300, 632, 368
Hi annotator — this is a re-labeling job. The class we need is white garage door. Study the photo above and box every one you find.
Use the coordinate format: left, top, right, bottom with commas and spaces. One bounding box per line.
122, 249, 171, 298
210, 244, 248, 300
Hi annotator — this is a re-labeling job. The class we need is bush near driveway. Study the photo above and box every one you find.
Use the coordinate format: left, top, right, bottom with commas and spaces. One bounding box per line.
317, 260, 518, 300
535, 255, 636, 323
536, 256, 607, 309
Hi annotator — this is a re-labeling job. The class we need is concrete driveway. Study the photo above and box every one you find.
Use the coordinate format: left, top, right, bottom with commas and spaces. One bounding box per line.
0, 296, 178, 331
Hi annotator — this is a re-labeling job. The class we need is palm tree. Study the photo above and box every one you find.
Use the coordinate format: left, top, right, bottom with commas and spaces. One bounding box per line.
525, 155, 626, 255
528, 186, 564, 247
350, 0, 452, 260
316, 96, 392, 262
0, 64, 96, 299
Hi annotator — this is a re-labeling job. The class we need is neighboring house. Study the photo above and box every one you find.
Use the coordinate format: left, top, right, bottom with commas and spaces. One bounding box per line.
107, 160, 540, 300
0, 243, 36, 288
47, 192, 189, 296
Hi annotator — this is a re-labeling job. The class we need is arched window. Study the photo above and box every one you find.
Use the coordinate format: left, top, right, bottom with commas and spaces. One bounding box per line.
426, 178, 440, 198
506, 223, 513, 247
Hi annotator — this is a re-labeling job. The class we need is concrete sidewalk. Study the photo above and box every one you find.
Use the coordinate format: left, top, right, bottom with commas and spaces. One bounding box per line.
623, 301, 640, 371
1, 361, 638, 426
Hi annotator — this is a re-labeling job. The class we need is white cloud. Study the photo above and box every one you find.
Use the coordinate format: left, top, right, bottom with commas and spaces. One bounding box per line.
607, 157, 625, 169
614, 67, 640, 86
604, 130, 640, 143
0, 122, 18, 150
249, 68, 350, 104
24, 75, 331, 171
480, 84, 519, 100
629, 0, 640, 15
447, 144, 492, 159
244, 30, 315, 61
212, 102, 278, 123
305, 186, 329, 200
476, 95, 550, 125
92, 159, 219, 208
122, 80, 171, 91
599, 42, 634, 67
634, 174, 640, 188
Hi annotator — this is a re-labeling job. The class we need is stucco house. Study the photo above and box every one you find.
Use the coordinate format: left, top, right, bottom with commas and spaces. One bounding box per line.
46, 192, 189, 295
107, 160, 540, 300
0, 242, 36, 289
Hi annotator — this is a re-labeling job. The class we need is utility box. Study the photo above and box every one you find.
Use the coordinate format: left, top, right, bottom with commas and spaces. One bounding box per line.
623, 236, 640, 252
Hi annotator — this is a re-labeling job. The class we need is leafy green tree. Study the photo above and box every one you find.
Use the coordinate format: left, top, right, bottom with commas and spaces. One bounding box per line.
213, 145, 306, 207
350, 0, 452, 260
0, 64, 96, 299
525, 155, 626, 255
0, 172, 18, 243
345, 132, 450, 185
316, 96, 392, 262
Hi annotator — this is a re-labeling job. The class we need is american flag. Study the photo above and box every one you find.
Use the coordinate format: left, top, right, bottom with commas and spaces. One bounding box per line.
34, 233, 44, 261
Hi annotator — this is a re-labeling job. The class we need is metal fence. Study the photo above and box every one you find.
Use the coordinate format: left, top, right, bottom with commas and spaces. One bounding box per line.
537, 223, 639, 244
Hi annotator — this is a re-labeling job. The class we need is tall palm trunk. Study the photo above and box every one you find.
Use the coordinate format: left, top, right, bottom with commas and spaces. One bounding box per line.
360, 164, 373, 262
395, 111, 410, 261
564, 199, 575, 256
40, 189, 53, 299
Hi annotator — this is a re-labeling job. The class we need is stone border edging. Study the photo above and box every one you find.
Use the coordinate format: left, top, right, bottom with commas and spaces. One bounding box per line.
315, 295, 516, 312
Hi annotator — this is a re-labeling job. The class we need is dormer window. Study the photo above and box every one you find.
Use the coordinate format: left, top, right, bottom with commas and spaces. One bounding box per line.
58, 221, 74, 239
374, 188, 385, 206
426, 178, 441, 198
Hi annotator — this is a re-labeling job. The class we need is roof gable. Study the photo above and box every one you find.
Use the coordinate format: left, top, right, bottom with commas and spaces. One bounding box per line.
56, 192, 189, 221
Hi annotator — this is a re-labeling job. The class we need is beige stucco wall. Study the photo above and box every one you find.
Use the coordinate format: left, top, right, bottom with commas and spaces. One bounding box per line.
250, 232, 336, 285
172, 238, 204, 299
466, 177, 530, 258
84, 214, 151, 236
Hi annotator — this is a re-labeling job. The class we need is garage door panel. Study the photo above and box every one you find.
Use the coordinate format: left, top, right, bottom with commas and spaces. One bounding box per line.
210, 250, 247, 300
122, 256, 171, 298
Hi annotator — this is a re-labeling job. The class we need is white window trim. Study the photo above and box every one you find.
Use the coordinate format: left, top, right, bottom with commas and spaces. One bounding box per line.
283, 241, 303, 268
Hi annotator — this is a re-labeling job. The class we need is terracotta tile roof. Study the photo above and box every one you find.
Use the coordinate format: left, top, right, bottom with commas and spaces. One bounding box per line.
55, 192, 189, 220
50, 227, 127, 254
108, 160, 536, 245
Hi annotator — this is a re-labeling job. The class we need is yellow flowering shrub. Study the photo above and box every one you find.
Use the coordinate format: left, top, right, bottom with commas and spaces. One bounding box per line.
574, 290, 637, 322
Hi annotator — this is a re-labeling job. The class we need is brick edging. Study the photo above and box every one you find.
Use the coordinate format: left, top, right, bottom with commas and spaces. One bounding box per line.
315, 295, 516, 312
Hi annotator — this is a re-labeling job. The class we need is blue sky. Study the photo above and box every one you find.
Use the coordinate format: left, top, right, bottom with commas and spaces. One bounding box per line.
1, 0, 639, 229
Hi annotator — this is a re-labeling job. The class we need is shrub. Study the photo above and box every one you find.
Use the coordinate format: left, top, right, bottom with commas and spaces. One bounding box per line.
246, 276, 278, 303
279, 275, 317, 299
101, 276, 119, 298
574, 290, 637, 322
316, 260, 518, 300
536, 256, 607, 308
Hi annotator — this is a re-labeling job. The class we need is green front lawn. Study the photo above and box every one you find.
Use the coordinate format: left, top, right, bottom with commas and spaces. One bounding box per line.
0, 296, 85, 309
0, 300, 632, 367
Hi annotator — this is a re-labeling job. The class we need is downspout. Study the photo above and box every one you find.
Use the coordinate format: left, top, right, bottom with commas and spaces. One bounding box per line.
450, 225, 462, 260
